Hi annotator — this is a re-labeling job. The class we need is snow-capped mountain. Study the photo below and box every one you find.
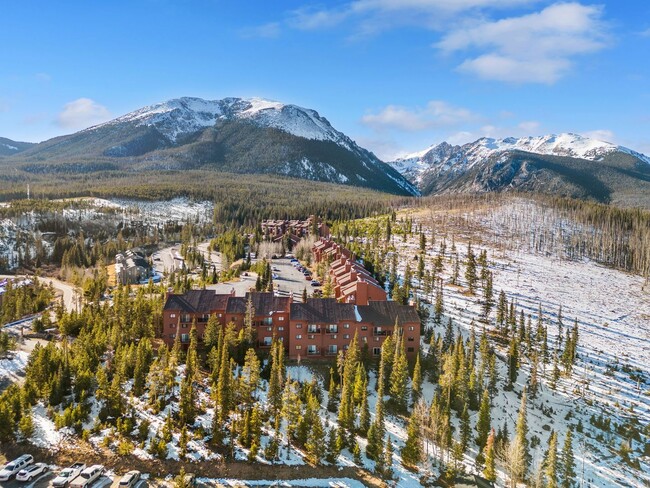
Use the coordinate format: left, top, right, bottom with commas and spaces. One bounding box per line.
93, 97, 355, 149
9, 97, 418, 196
0, 137, 34, 157
390, 133, 650, 205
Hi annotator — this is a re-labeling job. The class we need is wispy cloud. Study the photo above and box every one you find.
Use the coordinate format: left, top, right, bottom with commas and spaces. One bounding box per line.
240, 22, 281, 39
436, 3, 608, 83
640, 27, 650, 37
362, 100, 479, 132
34, 73, 52, 83
56, 98, 111, 130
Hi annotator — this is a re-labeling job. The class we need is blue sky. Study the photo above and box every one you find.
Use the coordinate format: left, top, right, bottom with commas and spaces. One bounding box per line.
1, 0, 649, 159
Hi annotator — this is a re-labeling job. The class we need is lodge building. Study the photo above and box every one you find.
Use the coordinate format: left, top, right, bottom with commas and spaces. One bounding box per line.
162, 291, 420, 359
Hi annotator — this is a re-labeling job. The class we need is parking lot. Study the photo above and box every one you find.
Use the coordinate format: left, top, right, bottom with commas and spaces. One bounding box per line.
269, 257, 320, 299
0, 470, 149, 488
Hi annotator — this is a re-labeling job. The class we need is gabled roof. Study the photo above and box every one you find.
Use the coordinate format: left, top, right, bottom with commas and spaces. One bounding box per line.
163, 290, 231, 313
290, 298, 356, 323
357, 301, 420, 327
225, 292, 291, 316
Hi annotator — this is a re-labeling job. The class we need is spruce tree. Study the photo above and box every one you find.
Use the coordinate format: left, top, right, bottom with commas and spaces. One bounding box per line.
359, 379, 371, 435
465, 241, 478, 294
401, 409, 422, 468
460, 404, 471, 452
483, 428, 496, 481
411, 354, 422, 405
476, 389, 491, 450
389, 333, 409, 412
507, 334, 518, 390
545, 430, 559, 488
560, 429, 576, 488
515, 387, 531, 479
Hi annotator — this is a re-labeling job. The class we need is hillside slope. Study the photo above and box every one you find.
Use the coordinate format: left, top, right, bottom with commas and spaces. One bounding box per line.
5, 97, 418, 196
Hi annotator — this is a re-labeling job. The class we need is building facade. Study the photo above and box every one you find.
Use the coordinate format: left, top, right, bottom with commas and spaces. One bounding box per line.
162, 290, 420, 359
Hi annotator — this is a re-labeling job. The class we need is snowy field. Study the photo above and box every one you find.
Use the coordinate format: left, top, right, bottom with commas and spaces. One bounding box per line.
382, 209, 650, 487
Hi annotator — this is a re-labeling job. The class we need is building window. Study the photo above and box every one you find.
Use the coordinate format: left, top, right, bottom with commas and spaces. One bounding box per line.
181, 323, 188, 329
278, 316, 285, 321
408, 336, 415, 342
170, 333, 176, 340
328, 345, 338, 355
327, 324, 338, 333
361, 326, 368, 331
373, 347, 380, 356
307, 345, 317, 354
375, 337, 380, 342
343, 323, 350, 329
295, 345, 302, 350
263, 337, 272, 346
295, 323, 302, 329
218, 313, 223, 318
181, 334, 189, 343
201, 314, 210, 322
278, 326, 284, 331
296, 334, 302, 340
267, 327, 273, 331
408, 326, 415, 331
308, 324, 319, 333
170, 314, 176, 318
407, 347, 415, 353
343, 334, 350, 339
264, 317, 273, 325
181, 314, 191, 323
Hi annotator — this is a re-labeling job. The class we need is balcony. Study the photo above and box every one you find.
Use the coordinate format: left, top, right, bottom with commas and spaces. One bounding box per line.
373, 328, 392, 336
307, 348, 321, 356
307, 326, 321, 334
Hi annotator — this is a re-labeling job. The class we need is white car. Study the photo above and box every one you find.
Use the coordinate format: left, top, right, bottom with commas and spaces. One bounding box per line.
0, 454, 34, 481
16, 463, 49, 482
70, 465, 103, 488
118, 470, 140, 488
52, 463, 86, 487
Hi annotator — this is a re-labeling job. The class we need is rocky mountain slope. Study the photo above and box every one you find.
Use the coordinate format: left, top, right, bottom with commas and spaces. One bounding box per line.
391, 133, 650, 206
0, 137, 34, 156
5, 97, 418, 196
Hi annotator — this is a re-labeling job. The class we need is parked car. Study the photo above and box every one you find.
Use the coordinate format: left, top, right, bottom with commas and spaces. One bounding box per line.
272, 266, 280, 271
16, 463, 48, 482
305, 275, 312, 281
310, 280, 321, 287
52, 463, 86, 487
272, 273, 279, 280
70, 465, 103, 488
118, 470, 141, 488
0, 455, 34, 481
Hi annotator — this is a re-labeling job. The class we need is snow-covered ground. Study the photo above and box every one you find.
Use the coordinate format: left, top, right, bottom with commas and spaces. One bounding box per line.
0, 350, 29, 385
380, 208, 650, 487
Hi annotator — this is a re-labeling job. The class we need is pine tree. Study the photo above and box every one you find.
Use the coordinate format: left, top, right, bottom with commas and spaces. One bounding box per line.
268, 339, 285, 419
476, 389, 491, 450
179, 426, 189, 459
560, 429, 576, 488
240, 348, 261, 405
401, 409, 422, 468
204, 314, 220, 351
383, 438, 394, 480
359, 379, 371, 435
465, 241, 478, 294
389, 332, 409, 412
215, 342, 232, 423
434, 280, 444, 323
460, 404, 471, 452
482, 271, 494, 320
306, 411, 326, 465
507, 334, 518, 390
411, 354, 422, 405
483, 428, 496, 481
515, 387, 530, 479
327, 368, 339, 413
545, 430, 559, 488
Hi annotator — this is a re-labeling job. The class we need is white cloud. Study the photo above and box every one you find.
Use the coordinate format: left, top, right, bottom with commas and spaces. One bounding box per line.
240, 22, 281, 39
56, 98, 111, 129
582, 129, 615, 143
437, 2, 608, 83
362, 100, 479, 131
284, 0, 536, 34
640, 27, 650, 37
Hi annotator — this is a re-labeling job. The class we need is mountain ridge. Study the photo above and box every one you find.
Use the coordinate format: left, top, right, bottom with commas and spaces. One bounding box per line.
389, 133, 650, 207
5, 97, 419, 196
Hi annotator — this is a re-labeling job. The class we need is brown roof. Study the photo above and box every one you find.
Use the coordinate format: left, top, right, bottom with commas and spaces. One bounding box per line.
290, 298, 356, 323
357, 301, 420, 327
225, 292, 291, 316
163, 290, 231, 313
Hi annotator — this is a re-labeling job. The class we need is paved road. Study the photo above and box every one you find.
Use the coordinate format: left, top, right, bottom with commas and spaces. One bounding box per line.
151, 246, 182, 275
196, 242, 222, 272
0, 276, 78, 314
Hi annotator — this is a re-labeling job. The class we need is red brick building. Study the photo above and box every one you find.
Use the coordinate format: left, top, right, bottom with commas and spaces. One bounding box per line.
313, 238, 387, 305
162, 291, 420, 359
